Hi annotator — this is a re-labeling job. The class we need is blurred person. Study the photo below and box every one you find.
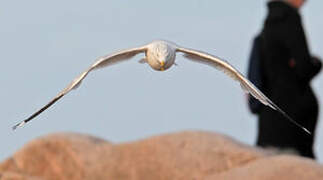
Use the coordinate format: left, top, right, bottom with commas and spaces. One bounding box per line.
255, 0, 321, 158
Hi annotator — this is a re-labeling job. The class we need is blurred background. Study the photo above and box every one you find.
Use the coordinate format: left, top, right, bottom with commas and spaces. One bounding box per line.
1, 0, 322, 162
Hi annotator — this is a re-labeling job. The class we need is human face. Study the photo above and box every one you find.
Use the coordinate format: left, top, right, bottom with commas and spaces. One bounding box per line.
287, 0, 306, 9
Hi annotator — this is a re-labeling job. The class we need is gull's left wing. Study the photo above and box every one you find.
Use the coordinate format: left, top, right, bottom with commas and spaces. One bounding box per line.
176, 46, 311, 135
13, 46, 147, 130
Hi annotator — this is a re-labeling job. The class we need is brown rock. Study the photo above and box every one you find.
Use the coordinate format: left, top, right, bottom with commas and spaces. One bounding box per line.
0, 172, 43, 180
206, 155, 323, 180
1, 131, 322, 180
103, 131, 265, 180
0, 133, 112, 180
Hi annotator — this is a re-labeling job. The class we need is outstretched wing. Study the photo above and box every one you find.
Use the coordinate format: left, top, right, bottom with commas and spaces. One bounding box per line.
13, 46, 147, 130
176, 46, 311, 135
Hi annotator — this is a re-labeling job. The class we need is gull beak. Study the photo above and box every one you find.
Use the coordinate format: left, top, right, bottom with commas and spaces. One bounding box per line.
160, 61, 165, 71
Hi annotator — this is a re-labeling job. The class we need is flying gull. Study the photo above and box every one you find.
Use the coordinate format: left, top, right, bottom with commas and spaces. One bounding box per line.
12, 40, 311, 135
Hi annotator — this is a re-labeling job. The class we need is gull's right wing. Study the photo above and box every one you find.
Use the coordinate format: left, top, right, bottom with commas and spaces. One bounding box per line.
13, 46, 147, 130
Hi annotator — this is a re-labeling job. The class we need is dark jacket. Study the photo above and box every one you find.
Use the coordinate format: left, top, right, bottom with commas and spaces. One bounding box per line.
257, 1, 321, 158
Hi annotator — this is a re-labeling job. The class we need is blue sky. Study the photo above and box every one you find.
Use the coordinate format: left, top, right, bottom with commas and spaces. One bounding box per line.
1, 0, 322, 162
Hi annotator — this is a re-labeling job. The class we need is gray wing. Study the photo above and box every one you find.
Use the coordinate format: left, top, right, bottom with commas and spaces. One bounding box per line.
176, 47, 311, 135
13, 46, 147, 130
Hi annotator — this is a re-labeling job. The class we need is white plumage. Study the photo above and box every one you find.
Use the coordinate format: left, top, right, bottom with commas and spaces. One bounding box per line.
12, 40, 311, 135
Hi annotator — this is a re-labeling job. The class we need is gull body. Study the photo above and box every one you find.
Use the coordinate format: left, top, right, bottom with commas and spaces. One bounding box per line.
13, 40, 311, 134
144, 40, 177, 71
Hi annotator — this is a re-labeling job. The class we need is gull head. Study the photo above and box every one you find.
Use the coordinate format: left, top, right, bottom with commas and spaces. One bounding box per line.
146, 40, 176, 71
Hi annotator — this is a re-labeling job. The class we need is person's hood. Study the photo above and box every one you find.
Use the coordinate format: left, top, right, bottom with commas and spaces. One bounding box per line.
267, 1, 300, 21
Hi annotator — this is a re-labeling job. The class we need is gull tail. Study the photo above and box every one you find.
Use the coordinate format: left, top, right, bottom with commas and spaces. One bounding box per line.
269, 101, 312, 135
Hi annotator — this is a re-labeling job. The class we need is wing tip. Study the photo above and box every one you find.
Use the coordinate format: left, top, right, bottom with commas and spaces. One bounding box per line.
12, 121, 26, 131
274, 104, 312, 136
303, 127, 312, 136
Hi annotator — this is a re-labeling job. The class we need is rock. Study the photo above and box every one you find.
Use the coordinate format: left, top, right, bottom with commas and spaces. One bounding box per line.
0, 172, 43, 180
103, 131, 265, 180
0, 133, 112, 180
1, 131, 322, 180
206, 155, 323, 180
